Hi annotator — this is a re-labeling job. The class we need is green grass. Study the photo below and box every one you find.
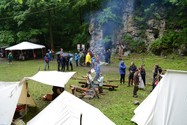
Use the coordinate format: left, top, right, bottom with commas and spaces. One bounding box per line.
0, 54, 187, 125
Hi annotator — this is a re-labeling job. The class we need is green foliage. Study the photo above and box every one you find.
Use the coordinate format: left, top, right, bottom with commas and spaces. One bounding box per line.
166, 0, 187, 6
97, 7, 117, 25
15, 0, 23, 4
154, 12, 161, 20
0, 31, 14, 44
123, 34, 146, 53
149, 29, 187, 55
72, 23, 90, 47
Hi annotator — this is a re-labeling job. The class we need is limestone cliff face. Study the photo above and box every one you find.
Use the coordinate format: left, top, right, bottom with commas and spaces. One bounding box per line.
145, 19, 166, 43
88, 0, 167, 54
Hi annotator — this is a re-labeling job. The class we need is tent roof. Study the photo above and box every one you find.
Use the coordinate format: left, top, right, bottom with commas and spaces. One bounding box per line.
27, 91, 116, 125
27, 71, 76, 87
5, 41, 45, 51
0, 81, 23, 125
131, 70, 187, 125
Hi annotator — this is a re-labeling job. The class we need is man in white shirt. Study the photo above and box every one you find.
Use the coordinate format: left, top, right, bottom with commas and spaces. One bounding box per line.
97, 73, 104, 93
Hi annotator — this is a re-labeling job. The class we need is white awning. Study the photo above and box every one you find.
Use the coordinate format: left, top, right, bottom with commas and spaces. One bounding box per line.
27, 71, 76, 87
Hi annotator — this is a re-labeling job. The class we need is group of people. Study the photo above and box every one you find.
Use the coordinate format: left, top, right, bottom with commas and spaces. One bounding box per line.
43, 47, 164, 99
119, 60, 163, 98
56, 54, 73, 72
85, 69, 104, 98
74, 49, 111, 67
43, 49, 55, 70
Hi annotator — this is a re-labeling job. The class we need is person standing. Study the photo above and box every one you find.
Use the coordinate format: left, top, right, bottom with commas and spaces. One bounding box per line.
48, 49, 52, 61
51, 49, 55, 60
108, 49, 111, 64
133, 69, 140, 98
128, 62, 137, 86
69, 56, 73, 71
94, 59, 101, 81
85, 52, 91, 67
8, 52, 13, 64
74, 53, 79, 67
44, 53, 50, 70
57, 54, 61, 71
61, 56, 66, 72
152, 64, 162, 91
140, 65, 146, 86
119, 60, 126, 84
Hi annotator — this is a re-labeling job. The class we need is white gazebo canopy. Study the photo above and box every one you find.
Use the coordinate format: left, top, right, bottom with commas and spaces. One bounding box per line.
5, 41, 45, 51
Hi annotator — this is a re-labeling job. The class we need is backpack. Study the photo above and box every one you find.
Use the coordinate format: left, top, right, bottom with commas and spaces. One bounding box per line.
45, 56, 49, 63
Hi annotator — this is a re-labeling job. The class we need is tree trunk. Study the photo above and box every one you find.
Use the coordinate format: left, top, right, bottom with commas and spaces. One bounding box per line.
48, 10, 54, 49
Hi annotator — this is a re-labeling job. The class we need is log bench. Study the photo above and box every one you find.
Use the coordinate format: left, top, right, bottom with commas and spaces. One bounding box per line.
103, 84, 118, 91
70, 85, 88, 94
70, 85, 97, 99
78, 81, 118, 91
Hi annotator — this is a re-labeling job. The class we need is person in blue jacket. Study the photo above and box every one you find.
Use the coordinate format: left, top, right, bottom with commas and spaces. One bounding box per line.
119, 60, 126, 84
74, 53, 79, 67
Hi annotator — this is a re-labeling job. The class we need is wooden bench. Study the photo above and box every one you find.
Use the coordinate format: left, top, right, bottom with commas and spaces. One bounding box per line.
70, 85, 88, 94
71, 76, 86, 80
70, 85, 97, 99
78, 81, 118, 91
103, 84, 118, 91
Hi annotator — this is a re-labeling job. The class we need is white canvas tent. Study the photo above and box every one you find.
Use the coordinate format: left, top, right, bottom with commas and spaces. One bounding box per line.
5, 41, 45, 51
0, 81, 23, 125
131, 70, 187, 125
18, 80, 36, 107
27, 91, 116, 125
0, 71, 75, 125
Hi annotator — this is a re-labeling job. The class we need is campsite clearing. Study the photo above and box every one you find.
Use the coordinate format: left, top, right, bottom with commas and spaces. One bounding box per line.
0, 54, 187, 125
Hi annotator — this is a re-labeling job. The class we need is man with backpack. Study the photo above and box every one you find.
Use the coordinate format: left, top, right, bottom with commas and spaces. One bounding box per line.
44, 53, 50, 70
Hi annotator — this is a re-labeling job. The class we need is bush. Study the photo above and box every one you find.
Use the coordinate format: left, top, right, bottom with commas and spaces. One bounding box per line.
149, 29, 187, 55
122, 34, 146, 53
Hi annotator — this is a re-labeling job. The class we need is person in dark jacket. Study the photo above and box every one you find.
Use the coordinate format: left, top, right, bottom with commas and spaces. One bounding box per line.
128, 62, 137, 86
52, 86, 64, 100
57, 54, 61, 71
140, 65, 146, 86
151, 64, 162, 91
119, 60, 126, 84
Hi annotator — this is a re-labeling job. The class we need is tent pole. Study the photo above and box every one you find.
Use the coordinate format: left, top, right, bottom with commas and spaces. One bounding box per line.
80, 113, 82, 125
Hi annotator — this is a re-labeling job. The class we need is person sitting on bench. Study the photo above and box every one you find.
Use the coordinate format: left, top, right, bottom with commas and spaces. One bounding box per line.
97, 73, 104, 93
86, 70, 100, 98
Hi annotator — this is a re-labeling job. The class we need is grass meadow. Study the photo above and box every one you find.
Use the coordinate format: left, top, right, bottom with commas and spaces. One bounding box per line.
0, 53, 187, 125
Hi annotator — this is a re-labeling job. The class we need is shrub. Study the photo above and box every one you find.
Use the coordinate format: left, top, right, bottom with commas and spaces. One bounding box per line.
149, 29, 187, 55
122, 34, 146, 53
